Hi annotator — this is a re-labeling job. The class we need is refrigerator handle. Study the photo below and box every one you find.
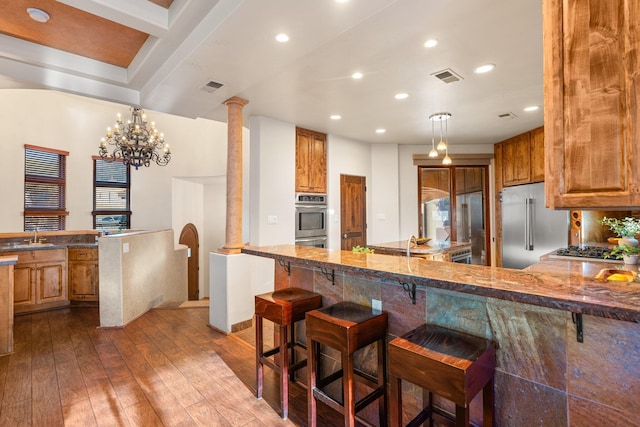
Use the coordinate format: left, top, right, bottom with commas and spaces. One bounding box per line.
526, 197, 534, 250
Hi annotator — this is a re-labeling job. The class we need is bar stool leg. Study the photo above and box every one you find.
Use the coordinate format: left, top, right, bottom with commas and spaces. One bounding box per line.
279, 324, 289, 419
378, 340, 388, 427
455, 405, 470, 427
255, 314, 264, 399
343, 352, 356, 427
308, 338, 318, 427
483, 377, 494, 427
289, 321, 296, 382
389, 374, 402, 427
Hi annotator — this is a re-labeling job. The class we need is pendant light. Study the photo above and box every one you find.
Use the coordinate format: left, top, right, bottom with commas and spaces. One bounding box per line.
428, 119, 438, 158
429, 112, 452, 164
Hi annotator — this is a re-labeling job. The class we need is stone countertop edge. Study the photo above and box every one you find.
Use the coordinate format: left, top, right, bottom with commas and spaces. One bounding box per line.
0, 256, 18, 266
0, 243, 98, 252
368, 240, 471, 255
241, 245, 640, 323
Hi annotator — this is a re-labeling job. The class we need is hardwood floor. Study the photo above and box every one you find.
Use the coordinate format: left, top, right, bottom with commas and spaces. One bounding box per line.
0, 307, 310, 426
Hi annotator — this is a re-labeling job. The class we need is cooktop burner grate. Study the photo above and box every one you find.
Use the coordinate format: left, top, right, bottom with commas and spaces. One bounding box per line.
554, 245, 612, 260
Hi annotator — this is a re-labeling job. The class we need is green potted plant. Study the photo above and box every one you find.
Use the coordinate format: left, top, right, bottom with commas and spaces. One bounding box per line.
599, 216, 640, 247
604, 244, 640, 265
352, 245, 374, 254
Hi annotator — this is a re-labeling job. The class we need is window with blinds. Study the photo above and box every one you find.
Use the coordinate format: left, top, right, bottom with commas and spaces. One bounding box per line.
93, 158, 131, 230
24, 145, 68, 231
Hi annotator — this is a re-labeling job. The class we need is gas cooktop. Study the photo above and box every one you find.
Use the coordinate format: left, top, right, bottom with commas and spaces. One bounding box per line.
552, 245, 612, 260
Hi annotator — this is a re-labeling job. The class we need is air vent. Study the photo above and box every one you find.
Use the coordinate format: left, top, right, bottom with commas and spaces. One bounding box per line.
431, 68, 463, 84
201, 80, 224, 93
498, 112, 518, 119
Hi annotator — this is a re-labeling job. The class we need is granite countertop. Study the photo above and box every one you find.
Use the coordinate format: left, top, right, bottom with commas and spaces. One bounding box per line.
0, 256, 18, 266
0, 242, 97, 253
368, 240, 471, 255
241, 244, 640, 323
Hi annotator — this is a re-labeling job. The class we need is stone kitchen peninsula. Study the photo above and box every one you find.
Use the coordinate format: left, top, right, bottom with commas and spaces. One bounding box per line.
242, 245, 640, 426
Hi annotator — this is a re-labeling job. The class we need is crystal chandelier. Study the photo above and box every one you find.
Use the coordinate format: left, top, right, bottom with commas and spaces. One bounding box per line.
428, 112, 452, 165
99, 107, 171, 169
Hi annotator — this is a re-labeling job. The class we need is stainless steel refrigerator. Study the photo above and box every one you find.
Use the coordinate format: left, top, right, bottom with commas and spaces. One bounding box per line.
501, 182, 569, 269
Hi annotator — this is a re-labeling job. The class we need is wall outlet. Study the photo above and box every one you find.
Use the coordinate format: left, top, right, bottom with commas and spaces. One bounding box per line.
267, 215, 278, 224
372, 299, 382, 313
123, 242, 129, 253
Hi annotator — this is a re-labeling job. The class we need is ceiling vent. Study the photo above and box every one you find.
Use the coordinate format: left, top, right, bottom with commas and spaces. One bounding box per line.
201, 80, 223, 93
431, 68, 463, 84
498, 112, 518, 119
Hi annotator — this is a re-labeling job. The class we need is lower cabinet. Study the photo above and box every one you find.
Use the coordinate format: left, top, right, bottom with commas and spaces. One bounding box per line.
68, 247, 99, 302
7, 248, 68, 314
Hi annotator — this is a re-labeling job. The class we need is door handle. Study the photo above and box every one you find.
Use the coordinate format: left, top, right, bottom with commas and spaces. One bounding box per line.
342, 233, 347, 239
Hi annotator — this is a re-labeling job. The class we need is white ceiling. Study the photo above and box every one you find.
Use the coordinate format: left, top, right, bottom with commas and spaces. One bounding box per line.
0, 0, 544, 146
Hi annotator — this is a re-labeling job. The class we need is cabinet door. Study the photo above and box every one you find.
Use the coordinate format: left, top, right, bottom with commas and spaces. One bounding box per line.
13, 264, 35, 305
308, 134, 327, 193
36, 262, 66, 303
295, 131, 312, 192
530, 126, 545, 182
295, 127, 327, 193
544, 0, 640, 208
68, 261, 99, 301
503, 134, 531, 186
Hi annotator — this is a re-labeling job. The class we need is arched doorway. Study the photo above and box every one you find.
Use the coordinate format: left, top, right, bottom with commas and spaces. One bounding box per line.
179, 223, 200, 300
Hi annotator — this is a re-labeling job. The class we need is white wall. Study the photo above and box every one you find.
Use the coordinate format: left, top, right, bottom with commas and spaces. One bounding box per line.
326, 134, 372, 249
370, 144, 400, 243
0, 89, 232, 233
249, 116, 296, 246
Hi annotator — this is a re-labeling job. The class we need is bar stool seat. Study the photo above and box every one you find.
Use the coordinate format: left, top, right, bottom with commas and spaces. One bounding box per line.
389, 324, 496, 427
306, 301, 388, 427
255, 287, 322, 419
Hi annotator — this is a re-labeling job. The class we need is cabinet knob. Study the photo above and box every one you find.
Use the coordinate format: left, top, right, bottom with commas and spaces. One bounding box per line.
342, 233, 347, 239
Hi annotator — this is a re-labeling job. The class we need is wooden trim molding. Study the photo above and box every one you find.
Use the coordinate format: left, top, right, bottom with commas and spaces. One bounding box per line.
24, 144, 69, 157
413, 153, 493, 166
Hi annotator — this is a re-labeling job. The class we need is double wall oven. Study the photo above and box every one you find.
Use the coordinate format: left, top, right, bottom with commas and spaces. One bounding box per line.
295, 193, 327, 248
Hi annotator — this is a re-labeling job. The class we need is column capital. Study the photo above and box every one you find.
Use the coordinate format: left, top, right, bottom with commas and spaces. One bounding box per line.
223, 96, 249, 107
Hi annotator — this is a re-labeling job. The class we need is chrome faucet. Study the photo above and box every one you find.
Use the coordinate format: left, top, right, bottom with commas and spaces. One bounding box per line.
33, 226, 38, 244
407, 235, 417, 258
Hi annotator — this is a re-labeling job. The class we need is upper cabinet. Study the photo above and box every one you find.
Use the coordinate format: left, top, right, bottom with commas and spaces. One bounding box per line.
496, 126, 544, 188
295, 127, 327, 194
544, 0, 640, 208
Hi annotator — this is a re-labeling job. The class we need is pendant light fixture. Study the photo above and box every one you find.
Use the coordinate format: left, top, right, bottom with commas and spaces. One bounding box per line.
429, 112, 452, 164
428, 119, 438, 158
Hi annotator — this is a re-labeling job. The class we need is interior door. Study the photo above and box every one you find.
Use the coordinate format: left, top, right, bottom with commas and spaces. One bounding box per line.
179, 223, 200, 300
340, 175, 366, 250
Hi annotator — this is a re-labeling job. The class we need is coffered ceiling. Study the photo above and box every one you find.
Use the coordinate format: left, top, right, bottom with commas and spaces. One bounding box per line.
0, 0, 544, 146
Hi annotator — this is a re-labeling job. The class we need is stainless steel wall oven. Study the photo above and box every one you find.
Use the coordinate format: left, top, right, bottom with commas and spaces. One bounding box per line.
295, 193, 327, 241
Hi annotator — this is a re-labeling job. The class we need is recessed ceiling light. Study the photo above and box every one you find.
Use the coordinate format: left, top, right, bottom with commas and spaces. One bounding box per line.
335, 0, 349, 3
523, 105, 540, 112
394, 93, 409, 100
424, 39, 438, 48
330, 114, 342, 120
275, 33, 289, 43
352, 72, 363, 79
26, 8, 50, 23
474, 64, 495, 74
376, 129, 386, 134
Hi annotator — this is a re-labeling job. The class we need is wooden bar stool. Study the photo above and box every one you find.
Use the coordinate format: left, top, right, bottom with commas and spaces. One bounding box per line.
389, 324, 496, 427
306, 301, 388, 427
255, 288, 322, 419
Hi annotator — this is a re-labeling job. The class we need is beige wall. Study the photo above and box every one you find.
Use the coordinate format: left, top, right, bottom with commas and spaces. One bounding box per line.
99, 229, 187, 326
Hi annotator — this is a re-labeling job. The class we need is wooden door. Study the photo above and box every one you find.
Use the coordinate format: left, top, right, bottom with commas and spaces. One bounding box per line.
529, 126, 545, 183
179, 223, 200, 301
37, 262, 66, 303
502, 134, 531, 186
340, 175, 366, 250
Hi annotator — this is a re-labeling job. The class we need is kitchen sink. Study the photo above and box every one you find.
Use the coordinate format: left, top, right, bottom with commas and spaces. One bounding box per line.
6, 243, 55, 249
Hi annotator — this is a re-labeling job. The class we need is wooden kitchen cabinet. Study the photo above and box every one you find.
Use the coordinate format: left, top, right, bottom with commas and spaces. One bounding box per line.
68, 247, 99, 302
529, 126, 545, 182
295, 127, 327, 193
544, 0, 640, 208
6, 248, 68, 314
502, 133, 531, 186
